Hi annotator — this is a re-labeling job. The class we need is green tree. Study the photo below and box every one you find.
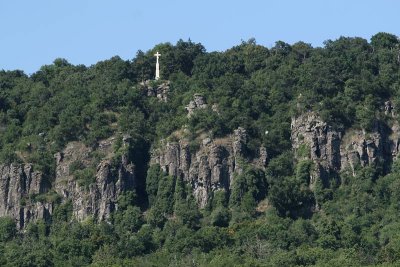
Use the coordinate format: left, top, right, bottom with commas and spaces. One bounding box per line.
145, 164, 164, 207
371, 32, 399, 50
0, 217, 17, 242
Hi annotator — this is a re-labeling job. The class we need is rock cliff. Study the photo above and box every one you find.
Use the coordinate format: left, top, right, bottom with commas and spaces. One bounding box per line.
291, 112, 400, 187
4, 107, 400, 227
291, 113, 342, 188
0, 135, 135, 228
150, 127, 267, 207
53, 135, 135, 222
0, 164, 52, 229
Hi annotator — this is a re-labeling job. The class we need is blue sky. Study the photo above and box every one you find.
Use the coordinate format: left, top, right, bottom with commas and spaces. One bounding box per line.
1, 0, 399, 74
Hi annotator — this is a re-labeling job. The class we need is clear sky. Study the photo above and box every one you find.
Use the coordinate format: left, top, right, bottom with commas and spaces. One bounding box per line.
1, 0, 399, 74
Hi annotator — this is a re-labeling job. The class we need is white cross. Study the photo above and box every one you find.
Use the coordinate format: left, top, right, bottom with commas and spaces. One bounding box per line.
154, 51, 161, 80
154, 52, 161, 63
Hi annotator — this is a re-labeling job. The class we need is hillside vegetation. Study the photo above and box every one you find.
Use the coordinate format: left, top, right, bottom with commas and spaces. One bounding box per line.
1, 33, 400, 266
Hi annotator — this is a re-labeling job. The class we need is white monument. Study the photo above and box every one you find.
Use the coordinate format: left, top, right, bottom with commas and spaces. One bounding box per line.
154, 51, 161, 80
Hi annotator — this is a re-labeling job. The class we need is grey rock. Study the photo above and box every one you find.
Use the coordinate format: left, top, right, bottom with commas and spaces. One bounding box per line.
186, 94, 208, 117
0, 136, 135, 227
0, 164, 50, 229
53, 138, 135, 222
151, 127, 255, 207
256, 146, 268, 169
384, 100, 395, 117
141, 80, 170, 102
202, 137, 212, 146
233, 127, 247, 157
212, 104, 219, 113
291, 113, 341, 166
292, 112, 400, 182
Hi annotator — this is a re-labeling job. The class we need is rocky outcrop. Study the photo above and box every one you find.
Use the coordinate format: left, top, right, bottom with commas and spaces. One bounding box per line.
340, 130, 383, 172
291, 112, 400, 185
141, 80, 170, 102
53, 136, 135, 221
384, 100, 395, 117
291, 113, 342, 186
151, 127, 266, 207
6, 107, 400, 227
0, 135, 135, 228
0, 164, 52, 229
256, 146, 268, 169
186, 94, 208, 117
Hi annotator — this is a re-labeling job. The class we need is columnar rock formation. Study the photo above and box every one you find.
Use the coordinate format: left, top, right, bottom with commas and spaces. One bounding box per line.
3, 109, 400, 227
53, 136, 135, 222
150, 127, 267, 207
291, 113, 342, 187
0, 164, 52, 229
0, 135, 135, 229
291, 112, 400, 185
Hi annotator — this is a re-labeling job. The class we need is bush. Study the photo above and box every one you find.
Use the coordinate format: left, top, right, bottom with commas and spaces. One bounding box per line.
31, 190, 61, 204
0, 217, 17, 242
74, 168, 96, 188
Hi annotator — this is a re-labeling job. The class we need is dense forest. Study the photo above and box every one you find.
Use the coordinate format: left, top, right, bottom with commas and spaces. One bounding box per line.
1, 33, 400, 266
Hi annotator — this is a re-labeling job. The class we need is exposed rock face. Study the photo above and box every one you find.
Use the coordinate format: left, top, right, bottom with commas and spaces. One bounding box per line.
340, 131, 383, 172
291, 112, 400, 185
384, 100, 395, 117
186, 94, 208, 117
151, 127, 264, 207
53, 136, 135, 221
256, 146, 268, 169
5, 108, 400, 227
0, 136, 135, 228
141, 80, 170, 102
291, 113, 342, 187
390, 123, 400, 159
0, 164, 52, 229
233, 127, 247, 157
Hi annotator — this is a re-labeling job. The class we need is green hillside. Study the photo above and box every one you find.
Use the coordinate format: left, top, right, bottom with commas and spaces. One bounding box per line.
1, 33, 400, 266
